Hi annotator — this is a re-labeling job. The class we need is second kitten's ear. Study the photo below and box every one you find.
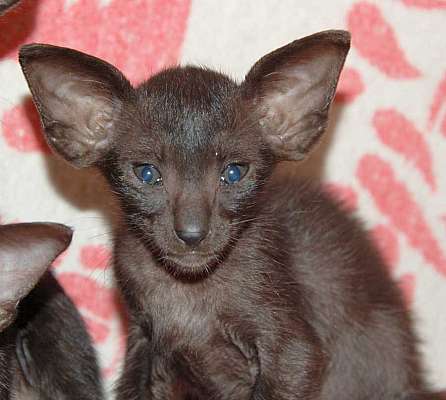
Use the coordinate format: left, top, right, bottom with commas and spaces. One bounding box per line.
19, 44, 132, 167
0, 223, 73, 331
242, 30, 350, 161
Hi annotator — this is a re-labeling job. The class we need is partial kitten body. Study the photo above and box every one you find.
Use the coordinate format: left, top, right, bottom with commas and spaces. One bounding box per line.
0, 223, 103, 400
0, 0, 19, 16
19, 31, 443, 399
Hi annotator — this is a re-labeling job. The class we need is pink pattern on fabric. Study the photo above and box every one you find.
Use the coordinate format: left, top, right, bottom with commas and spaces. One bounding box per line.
83, 315, 110, 344
357, 154, 446, 276
399, 273, 416, 306
57, 273, 118, 320
323, 182, 358, 212
52, 250, 68, 268
373, 109, 435, 190
370, 224, 400, 270
428, 72, 446, 135
2, 99, 50, 153
1, 0, 191, 153
335, 67, 365, 103
347, 2, 421, 79
0, 0, 191, 84
80, 245, 111, 270
402, 0, 446, 8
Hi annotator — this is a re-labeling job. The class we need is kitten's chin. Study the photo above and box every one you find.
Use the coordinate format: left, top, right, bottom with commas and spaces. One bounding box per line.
162, 252, 222, 279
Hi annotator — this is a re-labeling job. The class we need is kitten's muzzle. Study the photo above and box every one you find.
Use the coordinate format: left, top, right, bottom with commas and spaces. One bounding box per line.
173, 191, 210, 247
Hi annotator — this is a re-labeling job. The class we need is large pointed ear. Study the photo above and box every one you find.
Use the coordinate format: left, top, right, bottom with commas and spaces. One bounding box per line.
242, 30, 350, 161
19, 44, 133, 167
0, 223, 72, 331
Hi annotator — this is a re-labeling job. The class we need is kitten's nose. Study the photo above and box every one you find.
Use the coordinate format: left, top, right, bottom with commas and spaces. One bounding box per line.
175, 228, 207, 247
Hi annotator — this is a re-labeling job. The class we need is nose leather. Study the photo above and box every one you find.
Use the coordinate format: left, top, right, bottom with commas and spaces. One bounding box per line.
175, 229, 207, 246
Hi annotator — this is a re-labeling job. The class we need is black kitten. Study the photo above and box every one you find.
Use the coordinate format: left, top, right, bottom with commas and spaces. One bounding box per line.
19, 30, 443, 399
0, 223, 103, 399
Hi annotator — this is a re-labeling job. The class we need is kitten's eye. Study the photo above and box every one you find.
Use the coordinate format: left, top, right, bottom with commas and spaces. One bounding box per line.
220, 163, 248, 185
134, 164, 162, 185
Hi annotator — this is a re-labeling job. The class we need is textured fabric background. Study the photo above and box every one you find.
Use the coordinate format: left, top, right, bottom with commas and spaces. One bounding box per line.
0, 0, 445, 395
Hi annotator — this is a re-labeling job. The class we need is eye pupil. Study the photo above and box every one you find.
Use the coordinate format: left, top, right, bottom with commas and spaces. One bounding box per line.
227, 165, 241, 183
221, 163, 247, 185
134, 164, 162, 185
141, 166, 153, 183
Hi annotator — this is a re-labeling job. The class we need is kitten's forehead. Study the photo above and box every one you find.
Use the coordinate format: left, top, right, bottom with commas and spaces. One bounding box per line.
135, 66, 239, 153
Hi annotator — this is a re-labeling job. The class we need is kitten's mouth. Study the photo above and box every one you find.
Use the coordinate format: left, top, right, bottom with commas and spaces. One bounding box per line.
163, 251, 223, 277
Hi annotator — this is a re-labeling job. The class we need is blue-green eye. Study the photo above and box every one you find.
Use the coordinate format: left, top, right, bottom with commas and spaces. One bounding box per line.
221, 163, 248, 185
134, 164, 162, 185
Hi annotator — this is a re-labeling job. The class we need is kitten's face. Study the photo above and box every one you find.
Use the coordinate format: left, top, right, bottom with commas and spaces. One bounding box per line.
105, 68, 268, 276
19, 30, 350, 278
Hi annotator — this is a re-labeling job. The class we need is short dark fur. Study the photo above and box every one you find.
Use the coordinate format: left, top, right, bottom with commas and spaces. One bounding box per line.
0, 0, 19, 16
19, 31, 444, 399
0, 223, 103, 400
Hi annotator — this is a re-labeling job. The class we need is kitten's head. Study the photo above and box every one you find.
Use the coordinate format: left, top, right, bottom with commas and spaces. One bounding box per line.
19, 31, 349, 278
0, 223, 72, 331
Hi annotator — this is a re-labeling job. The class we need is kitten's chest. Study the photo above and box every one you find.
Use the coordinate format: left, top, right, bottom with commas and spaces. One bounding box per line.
142, 282, 257, 398
147, 281, 217, 347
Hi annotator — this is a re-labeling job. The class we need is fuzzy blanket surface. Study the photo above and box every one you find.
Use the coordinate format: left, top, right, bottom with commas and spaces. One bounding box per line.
0, 0, 445, 394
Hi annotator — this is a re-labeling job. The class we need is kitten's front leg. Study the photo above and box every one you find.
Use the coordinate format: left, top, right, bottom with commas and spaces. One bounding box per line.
116, 324, 152, 400
150, 355, 201, 400
252, 333, 325, 400
117, 324, 194, 400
